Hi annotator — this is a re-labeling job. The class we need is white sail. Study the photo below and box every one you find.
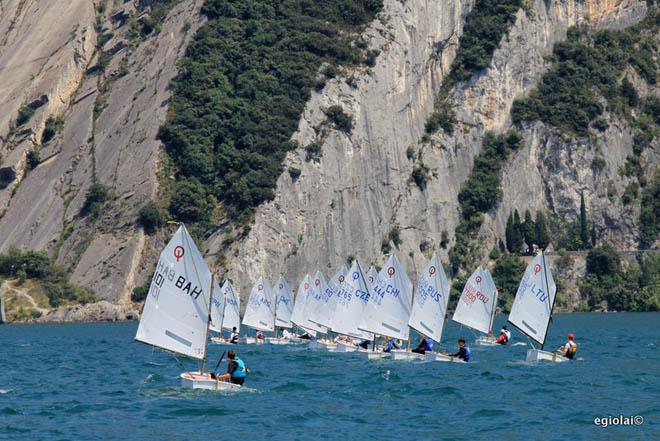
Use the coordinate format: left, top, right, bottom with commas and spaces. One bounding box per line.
310, 267, 347, 329
305, 271, 328, 327
408, 253, 450, 343
359, 254, 413, 340
366, 266, 378, 287
274, 276, 294, 328
209, 277, 225, 333
242, 277, 276, 332
135, 225, 212, 360
508, 252, 556, 345
220, 280, 240, 332
291, 275, 327, 333
331, 261, 373, 340
452, 266, 497, 335
484, 269, 499, 334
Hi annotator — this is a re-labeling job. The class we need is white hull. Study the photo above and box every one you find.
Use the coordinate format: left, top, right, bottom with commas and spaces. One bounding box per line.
425, 352, 467, 363
475, 336, 499, 346
180, 372, 242, 391
366, 351, 391, 360
244, 337, 265, 345
391, 350, 425, 361
210, 337, 236, 345
333, 341, 357, 352
266, 337, 292, 345
526, 349, 569, 363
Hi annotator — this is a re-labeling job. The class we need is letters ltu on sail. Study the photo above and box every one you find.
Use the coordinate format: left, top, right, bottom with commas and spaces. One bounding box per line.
452, 266, 498, 335
331, 261, 373, 340
359, 254, 413, 340
209, 277, 225, 333
310, 267, 347, 329
220, 280, 240, 331
508, 252, 557, 345
135, 225, 212, 360
242, 277, 276, 332
274, 276, 294, 328
407, 253, 450, 343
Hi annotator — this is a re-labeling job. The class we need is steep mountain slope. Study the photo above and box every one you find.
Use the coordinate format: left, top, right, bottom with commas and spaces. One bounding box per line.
0, 0, 656, 320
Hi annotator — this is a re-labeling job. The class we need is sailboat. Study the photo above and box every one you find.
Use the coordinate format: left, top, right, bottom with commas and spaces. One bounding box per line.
330, 260, 374, 352
268, 276, 296, 345
392, 253, 458, 361
135, 224, 239, 390
452, 266, 500, 346
291, 274, 327, 342
241, 277, 276, 344
307, 268, 347, 350
211, 280, 241, 344
508, 251, 566, 362
359, 254, 413, 359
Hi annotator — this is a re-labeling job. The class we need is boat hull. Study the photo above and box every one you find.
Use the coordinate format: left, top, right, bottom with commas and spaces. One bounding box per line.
475, 336, 499, 346
391, 350, 425, 361
425, 352, 467, 363
266, 337, 291, 345
180, 372, 242, 391
244, 337, 265, 345
210, 337, 236, 345
526, 349, 569, 363
366, 351, 391, 360
333, 341, 357, 352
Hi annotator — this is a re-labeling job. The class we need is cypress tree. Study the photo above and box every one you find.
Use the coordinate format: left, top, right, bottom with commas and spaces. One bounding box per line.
512, 209, 523, 253
591, 221, 597, 247
505, 212, 514, 252
535, 211, 550, 250
522, 209, 535, 252
580, 192, 589, 249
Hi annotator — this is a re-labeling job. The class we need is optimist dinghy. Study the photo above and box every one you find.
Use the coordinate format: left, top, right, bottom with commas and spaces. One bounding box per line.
210, 281, 241, 345
508, 252, 568, 363
242, 277, 276, 344
135, 224, 241, 390
452, 267, 499, 347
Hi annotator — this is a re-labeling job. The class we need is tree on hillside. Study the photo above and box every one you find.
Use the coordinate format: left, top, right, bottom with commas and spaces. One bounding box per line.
535, 211, 550, 250
512, 209, 523, 252
522, 209, 535, 253
579, 192, 589, 249
505, 212, 514, 252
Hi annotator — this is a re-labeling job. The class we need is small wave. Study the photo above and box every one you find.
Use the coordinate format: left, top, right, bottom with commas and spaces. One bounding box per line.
0, 389, 13, 394
1, 407, 20, 415
512, 342, 527, 346
272, 381, 309, 392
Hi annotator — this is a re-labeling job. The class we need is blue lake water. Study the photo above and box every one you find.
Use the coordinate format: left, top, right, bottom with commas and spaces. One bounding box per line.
1, 313, 658, 440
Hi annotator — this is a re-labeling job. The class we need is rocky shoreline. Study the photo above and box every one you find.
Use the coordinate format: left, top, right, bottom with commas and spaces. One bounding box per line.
3, 301, 141, 324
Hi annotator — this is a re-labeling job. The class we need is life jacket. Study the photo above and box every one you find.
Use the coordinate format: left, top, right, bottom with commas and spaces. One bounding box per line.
385, 340, 394, 351
424, 339, 434, 351
232, 358, 247, 378
565, 341, 577, 359
464, 346, 471, 362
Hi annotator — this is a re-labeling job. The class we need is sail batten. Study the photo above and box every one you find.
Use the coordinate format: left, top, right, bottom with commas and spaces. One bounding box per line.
508, 252, 557, 345
135, 225, 212, 360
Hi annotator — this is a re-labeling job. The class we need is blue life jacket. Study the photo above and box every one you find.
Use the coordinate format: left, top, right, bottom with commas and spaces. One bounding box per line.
232, 358, 247, 378
464, 346, 471, 362
424, 339, 434, 351
386, 340, 394, 351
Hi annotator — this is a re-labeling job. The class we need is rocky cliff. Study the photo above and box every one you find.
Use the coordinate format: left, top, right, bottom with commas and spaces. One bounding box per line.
0, 0, 656, 320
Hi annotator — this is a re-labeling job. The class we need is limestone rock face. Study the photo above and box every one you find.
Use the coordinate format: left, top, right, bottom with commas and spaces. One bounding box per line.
0, 0, 654, 315
39, 300, 139, 323
214, 0, 652, 301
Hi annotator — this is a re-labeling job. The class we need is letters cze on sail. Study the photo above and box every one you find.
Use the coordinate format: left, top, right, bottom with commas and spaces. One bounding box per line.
275, 276, 294, 328
135, 225, 212, 360
508, 252, 557, 345
408, 254, 450, 343
242, 277, 276, 332
220, 280, 240, 331
359, 254, 413, 340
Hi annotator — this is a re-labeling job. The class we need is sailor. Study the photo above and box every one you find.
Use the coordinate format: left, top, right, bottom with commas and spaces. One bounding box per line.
256, 331, 265, 342
229, 327, 239, 344
216, 350, 250, 385
383, 337, 398, 353
557, 333, 578, 359
452, 338, 471, 362
281, 327, 291, 340
357, 339, 370, 349
496, 325, 511, 345
412, 336, 433, 354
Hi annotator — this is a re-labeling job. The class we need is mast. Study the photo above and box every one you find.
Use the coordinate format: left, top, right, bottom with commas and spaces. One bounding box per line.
540, 250, 555, 350
488, 273, 497, 336
200, 274, 215, 374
